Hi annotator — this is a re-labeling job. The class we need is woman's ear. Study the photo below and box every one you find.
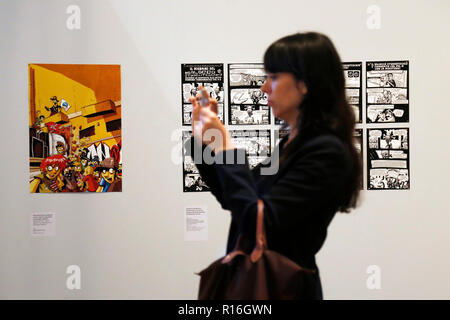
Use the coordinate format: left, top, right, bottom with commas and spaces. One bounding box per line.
297, 81, 308, 95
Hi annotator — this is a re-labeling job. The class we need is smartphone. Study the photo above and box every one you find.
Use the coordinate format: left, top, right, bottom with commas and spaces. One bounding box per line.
199, 89, 209, 107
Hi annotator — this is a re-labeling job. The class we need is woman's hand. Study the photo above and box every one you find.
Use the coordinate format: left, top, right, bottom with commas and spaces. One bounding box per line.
190, 87, 235, 154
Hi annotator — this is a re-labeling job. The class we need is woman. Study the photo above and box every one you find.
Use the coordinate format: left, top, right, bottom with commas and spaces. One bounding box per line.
187, 32, 361, 299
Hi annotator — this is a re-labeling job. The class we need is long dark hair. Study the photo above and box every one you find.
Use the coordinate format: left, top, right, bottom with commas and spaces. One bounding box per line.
263, 32, 361, 212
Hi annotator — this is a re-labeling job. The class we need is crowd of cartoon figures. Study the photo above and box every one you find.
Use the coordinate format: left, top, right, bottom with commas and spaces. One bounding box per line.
30, 146, 122, 193
30, 144, 122, 193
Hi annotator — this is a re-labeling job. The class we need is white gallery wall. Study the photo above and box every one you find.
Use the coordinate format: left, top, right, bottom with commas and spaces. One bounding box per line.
0, 0, 449, 299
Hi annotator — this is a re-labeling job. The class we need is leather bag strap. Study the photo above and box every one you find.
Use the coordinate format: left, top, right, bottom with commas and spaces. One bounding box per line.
222, 199, 267, 264
250, 199, 267, 262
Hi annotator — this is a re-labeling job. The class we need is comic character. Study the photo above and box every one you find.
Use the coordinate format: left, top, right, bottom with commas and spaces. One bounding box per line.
62, 165, 77, 192
386, 170, 399, 188
377, 90, 393, 104
117, 163, 122, 180
383, 131, 393, 149
32, 115, 46, 132
184, 113, 191, 123
379, 74, 387, 87
376, 109, 394, 122
386, 73, 397, 87
370, 175, 386, 189
67, 155, 77, 165
95, 157, 122, 192
250, 90, 262, 104
88, 155, 100, 168
185, 176, 194, 187
384, 109, 394, 121
376, 111, 386, 122
30, 155, 67, 193
80, 166, 99, 192
190, 84, 199, 97
381, 150, 390, 159
80, 148, 89, 163
56, 141, 66, 156
72, 161, 85, 191
397, 172, 409, 188
93, 169, 101, 184
80, 150, 89, 168
245, 106, 254, 124
45, 96, 62, 116
80, 157, 89, 169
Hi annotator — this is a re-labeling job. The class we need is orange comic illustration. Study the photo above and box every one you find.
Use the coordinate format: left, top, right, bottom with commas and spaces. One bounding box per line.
29, 64, 122, 193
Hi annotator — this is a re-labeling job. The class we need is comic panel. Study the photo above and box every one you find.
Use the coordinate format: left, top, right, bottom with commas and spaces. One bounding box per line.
228, 64, 267, 87
343, 62, 362, 123
182, 131, 210, 193
181, 64, 224, 126
230, 130, 271, 168
366, 61, 409, 123
228, 64, 269, 125
29, 64, 122, 193
183, 102, 224, 125
182, 82, 224, 104
367, 68, 408, 88
230, 88, 268, 105
367, 88, 408, 104
367, 104, 408, 123
229, 105, 270, 125
367, 128, 410, 190
369, 169, 409, 190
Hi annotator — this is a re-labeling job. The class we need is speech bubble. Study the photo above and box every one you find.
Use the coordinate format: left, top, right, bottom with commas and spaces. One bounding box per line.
370, 169, 386, 176
367, 109, 378, 122
370, 130, 382, 138
396, 129, 407, 136
393, 109, 404, 117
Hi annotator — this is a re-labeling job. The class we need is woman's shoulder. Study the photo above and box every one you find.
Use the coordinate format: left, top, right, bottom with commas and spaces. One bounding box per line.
290, 133, 352, 171
299, 133, 347, 154
284, 133, 353, 181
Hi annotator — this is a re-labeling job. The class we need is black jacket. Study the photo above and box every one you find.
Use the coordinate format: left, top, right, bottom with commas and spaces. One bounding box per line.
186, 132, 353, 298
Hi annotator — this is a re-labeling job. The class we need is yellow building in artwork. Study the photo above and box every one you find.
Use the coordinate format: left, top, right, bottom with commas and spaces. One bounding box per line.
29, 64, 122, 176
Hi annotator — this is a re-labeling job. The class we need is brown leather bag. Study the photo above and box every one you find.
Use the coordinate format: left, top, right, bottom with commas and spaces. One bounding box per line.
197, 200, 317, 300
